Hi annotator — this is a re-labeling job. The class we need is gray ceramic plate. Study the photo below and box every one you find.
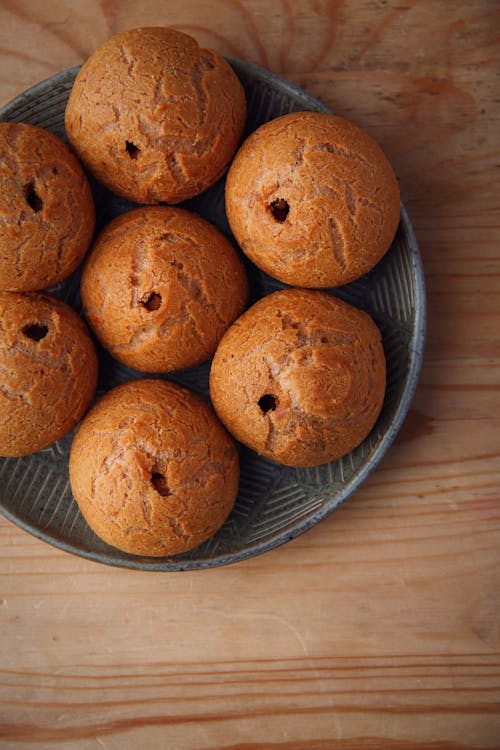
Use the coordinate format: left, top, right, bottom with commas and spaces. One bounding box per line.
0, 60, 426, 570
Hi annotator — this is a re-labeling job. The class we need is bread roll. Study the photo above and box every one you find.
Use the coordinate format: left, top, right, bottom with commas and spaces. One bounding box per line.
81, 206, 248, 373
225, 111, 400, 288
69, 378, 239, 556
0, 122, 94, 292
0, 291, 98, 456
65, 27, 246, 204
210, 288, 386, 467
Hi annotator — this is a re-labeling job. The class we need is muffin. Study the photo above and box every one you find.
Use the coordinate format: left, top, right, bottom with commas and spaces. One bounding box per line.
209, 288, 386, 467
0, 122, 95, 292
65, 26, 247, 204
0, 291, 98, 457
81, 205, 248, 373
69, 378, 239, 556
225, 111, 400, 288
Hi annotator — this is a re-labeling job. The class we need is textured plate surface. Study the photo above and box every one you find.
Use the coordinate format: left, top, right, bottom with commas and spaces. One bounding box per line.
0, 60, 426, 570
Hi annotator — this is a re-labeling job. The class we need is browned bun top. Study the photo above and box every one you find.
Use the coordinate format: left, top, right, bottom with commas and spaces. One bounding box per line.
64, 27, 247, 204
209, 288, 386, 467
0, 291, 98, 457
80, 205, 248, 373
0, 122, 95, 292
225, 111, 400, 288
69, 378, 239, 556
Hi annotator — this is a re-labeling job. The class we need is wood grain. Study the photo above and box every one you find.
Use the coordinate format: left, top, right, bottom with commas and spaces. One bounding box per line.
0, 1, 499, 748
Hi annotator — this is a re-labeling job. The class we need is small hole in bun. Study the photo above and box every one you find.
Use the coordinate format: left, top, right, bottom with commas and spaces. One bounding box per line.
258, 394, 277, 413
151, 472, 170, 497
142, 292, 162, 311
22, 323, 48, 341
24, 181, 43, 213
268, 198, 289, 223
125, 140, 140, 159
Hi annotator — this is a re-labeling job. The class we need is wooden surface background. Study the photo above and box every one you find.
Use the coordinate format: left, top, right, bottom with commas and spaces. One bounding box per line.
1, 1, 499, 748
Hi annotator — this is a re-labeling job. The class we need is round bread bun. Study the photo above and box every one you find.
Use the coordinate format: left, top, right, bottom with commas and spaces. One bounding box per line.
0, 291, 98, 457
225, 111, 400, 288
69, 378, 239, 557
209, 288, 386, 467
0, 122, 95, 292
80, 205, 248, 373
65, 26, 247, 204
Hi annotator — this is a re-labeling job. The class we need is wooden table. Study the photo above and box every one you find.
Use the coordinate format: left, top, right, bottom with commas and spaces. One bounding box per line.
1, 1, 499, 747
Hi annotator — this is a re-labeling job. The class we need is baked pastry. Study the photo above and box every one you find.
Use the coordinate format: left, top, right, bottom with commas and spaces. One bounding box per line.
209, 288, 386, 467
0, 291, 98, 457
0, 122, 95, 292
80, 205, 248, 373
69, 378, 239, 556
65, 26, 247, 204
225, 111, 400, 288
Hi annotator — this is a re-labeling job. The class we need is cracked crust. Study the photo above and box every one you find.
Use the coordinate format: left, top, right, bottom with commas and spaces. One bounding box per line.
80, 205, 248, 373
209, 289, 386, 467
0, 291, 98, 457
0, 122, 95, 292
225, 111, 400, 288
64, 27, 246, 204
69, 378, 239, 556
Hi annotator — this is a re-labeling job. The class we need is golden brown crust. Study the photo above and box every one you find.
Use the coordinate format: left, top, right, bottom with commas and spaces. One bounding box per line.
69, 378, 239, 556
0, 122, 95, 292
209, 288, 386, 467
65, 27, 247, 204
80, 205, 248, 373
225, 111, 400, 288
0, 291, 98, 457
